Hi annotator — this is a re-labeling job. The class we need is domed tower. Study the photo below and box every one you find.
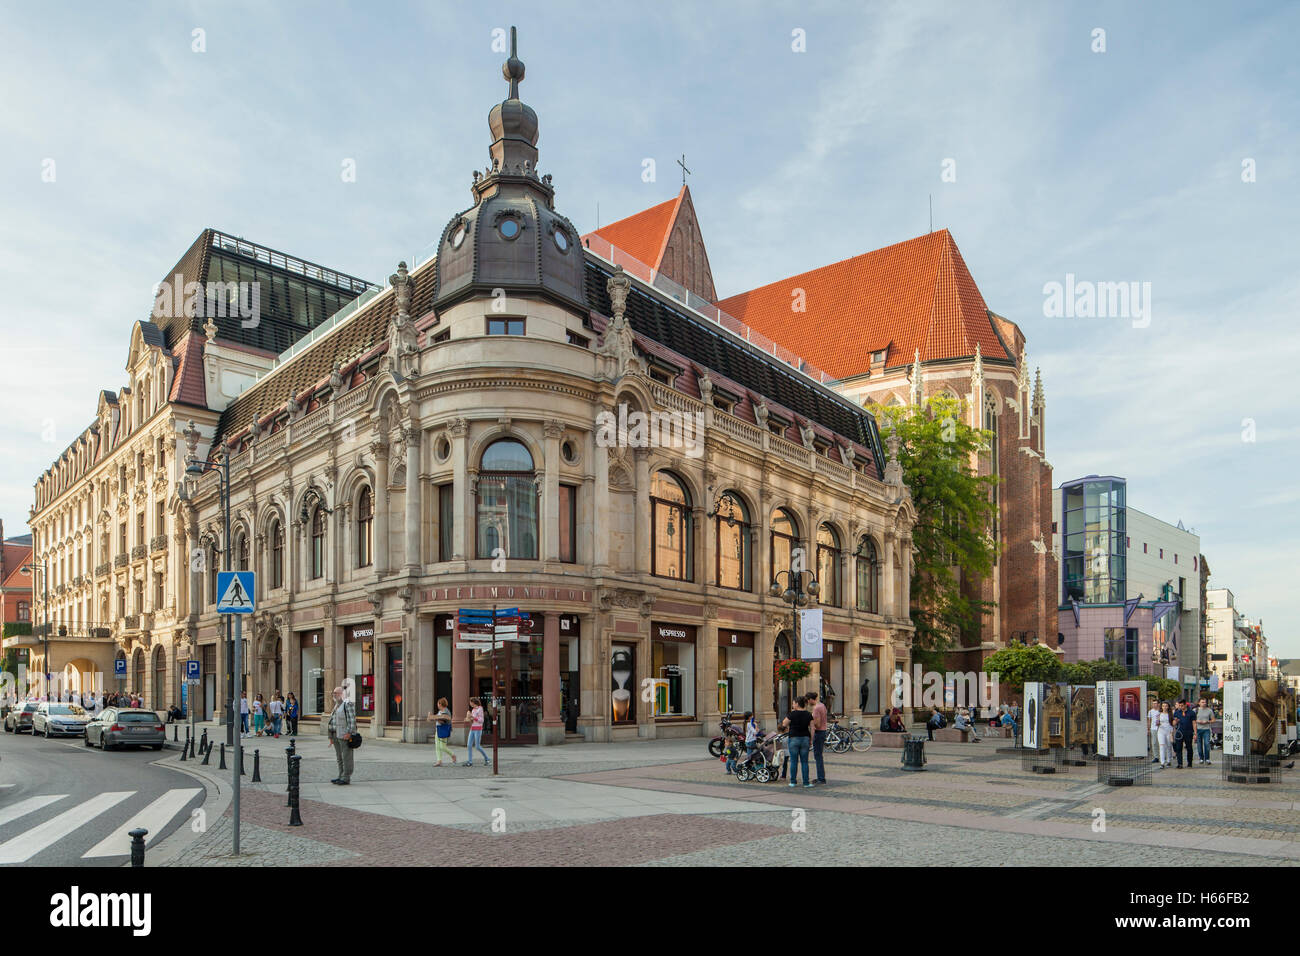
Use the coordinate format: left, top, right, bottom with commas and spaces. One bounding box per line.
433, 27, 587, 316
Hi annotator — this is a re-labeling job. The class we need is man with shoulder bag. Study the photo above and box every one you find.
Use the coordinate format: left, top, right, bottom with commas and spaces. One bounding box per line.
327, 686, 359, 785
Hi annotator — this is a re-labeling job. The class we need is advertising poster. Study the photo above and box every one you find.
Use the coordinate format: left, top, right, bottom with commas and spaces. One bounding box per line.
1023, 682, 1044, 749
1068, 685, 1096, 750
798, 609, 823, 661
1222, 680, 1247, 756
1096, 681, 1146, 757
1252, 680, 1280, 755
1096, 682, 1111, 756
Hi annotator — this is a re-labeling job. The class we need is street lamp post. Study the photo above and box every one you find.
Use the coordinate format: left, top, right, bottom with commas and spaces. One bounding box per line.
182, 421, 233, 745
20, 562, 48, 699
769, 568, 819, 705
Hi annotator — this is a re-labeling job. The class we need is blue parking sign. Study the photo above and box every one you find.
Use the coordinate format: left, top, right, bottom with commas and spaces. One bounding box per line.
186, 659, 200, 681
114, 658, 126, 677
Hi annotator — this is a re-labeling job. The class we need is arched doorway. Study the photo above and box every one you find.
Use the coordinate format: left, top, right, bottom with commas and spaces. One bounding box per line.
774, 632, 793, 722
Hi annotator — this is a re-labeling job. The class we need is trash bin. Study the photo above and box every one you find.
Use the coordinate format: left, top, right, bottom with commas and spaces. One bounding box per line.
901, 735, 927, 771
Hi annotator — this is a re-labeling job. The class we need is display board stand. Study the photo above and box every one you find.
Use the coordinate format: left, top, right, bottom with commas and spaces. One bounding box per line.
1094, 755, 1153, 787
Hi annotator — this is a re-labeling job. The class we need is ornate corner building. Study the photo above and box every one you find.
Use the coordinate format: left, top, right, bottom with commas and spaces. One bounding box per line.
25, 36, 916, 742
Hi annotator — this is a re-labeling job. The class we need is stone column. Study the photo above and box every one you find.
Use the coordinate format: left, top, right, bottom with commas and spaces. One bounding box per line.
372, 439, 390, 576
414, 616, 434, 743
592, 424, 610, 572
451, 618, 470, 745
543, 421, 563, 565
882, 530, 896, 618
324, 618, 344, 736
539, 612, 563, 744
450, 418, 469, 561
404, 426, 421, 571
634, 449, 650, 575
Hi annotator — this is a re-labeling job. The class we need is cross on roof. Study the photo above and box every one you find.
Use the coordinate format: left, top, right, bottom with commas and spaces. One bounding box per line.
677, 153, 691, 185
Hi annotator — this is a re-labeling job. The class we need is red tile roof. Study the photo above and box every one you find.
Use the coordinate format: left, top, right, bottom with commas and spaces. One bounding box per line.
169, 332, 207, 408
583, 188, 685, 271
716, 229, 1011, 378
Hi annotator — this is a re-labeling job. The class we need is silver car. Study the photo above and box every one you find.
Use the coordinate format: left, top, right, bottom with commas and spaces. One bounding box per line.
32, 702, 91, 737
83, 708, 166, 751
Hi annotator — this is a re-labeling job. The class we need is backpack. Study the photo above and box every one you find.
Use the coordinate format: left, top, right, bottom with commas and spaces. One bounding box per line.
436, 712, 452, 739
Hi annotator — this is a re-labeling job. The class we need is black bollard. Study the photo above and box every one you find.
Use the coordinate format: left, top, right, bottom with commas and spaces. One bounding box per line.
288, 754, 303, 826
218, 742, 227, 770
286, 746, 294, 805
129, 828, 148, 867
173, 723, 179, 742
200, 729, 208, 753
239, 747, 246, 776
251, 749, 262, 782
189, 736, 197, 759
179, 734, 187, 761
201, 740, 212, 765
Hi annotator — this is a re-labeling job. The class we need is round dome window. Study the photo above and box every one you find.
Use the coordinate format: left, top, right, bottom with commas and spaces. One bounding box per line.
498, 218, 521, 240
450, 222, 467, 249
553, 229, 569, 253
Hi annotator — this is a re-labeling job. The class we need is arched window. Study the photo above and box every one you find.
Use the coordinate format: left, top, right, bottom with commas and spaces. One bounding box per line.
476, 440, 538, 560
236, 533, 249, 571
770, 508, 800, 580
153, 647, 166, 710
855, 536, 879, 613
357, 487, 373, 568
816, 524, 841, 607
714, 492, 750, 591
311, 506, 326, 579
650, 472, 692, 581
270, 520, 284, 589
207, 544, 219, 605
133, 649, 145, 698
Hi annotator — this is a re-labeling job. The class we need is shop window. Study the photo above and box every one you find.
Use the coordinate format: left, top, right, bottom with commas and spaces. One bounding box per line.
476, 440, 538, 560
857, 647, 880, 713
357, 487, 373, 568
559, 484, 577, 563
300, 632, 325, 717
611, 644, 636, 724
345, 624, 376, 717
652, 624, 696, 719
855, 536, 879, 613
718, 631, 754, 716
714, 492, 751, 591
816, 524, 841, 607
651, 471, 692, 581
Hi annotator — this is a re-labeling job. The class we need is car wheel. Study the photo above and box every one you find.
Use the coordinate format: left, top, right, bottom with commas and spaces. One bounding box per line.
151, 744, 163, 751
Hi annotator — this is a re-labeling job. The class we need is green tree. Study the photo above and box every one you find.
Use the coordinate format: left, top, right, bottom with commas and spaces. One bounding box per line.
982, 642, 1061, 693
876, 394, 999, 654
1078, 658, 1127, 683
1144, 676, 1182, 701
1061, 662, 1092, 685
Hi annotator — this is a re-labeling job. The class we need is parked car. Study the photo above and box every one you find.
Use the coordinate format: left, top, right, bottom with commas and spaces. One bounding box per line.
32, 702, 91, 738
3, 701, 40, 733
83, 708, 166, 750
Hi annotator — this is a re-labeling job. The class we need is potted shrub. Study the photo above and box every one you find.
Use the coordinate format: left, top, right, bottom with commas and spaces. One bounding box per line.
775, 659, 812, 684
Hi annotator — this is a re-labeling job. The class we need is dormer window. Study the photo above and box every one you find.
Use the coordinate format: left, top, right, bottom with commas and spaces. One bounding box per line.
648, 367, 673, 385
767, 417, 789, 437
712, 395, 735, 415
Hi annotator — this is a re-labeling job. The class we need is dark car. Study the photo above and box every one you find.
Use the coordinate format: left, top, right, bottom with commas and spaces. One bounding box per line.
3, 701, 40, 733
83, 708, 166, 751
33, 702, 91, 737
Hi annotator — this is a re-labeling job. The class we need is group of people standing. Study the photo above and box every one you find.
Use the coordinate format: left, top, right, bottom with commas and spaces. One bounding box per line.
238, 690, 299, 739
1148, 697, 1215, 768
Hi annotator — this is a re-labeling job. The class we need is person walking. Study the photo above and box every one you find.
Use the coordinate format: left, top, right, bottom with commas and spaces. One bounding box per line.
808, 691, 829, 784
239, 691, 250, 738
1173, 700, 1196, 769
1148, 698, 1162, 763
1156, 701, 1174, 767
252, 693, 266, 737
1195, 697, 1214, 766
285, 693, 300, 737
780, 696, 815, 789
327, 686, 357, 785
268, 692, 283, 738
465, 698, 490, 766
427, 698, 457, 766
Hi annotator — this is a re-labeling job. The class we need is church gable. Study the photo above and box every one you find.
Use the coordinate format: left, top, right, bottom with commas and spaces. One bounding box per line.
658, 187, 717, 302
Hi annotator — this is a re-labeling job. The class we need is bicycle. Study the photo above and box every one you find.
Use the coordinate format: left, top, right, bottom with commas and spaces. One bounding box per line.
826, 717, 873, 753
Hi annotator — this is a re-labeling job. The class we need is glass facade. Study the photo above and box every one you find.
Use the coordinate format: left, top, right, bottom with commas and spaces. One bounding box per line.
1061, 478, 1126, 604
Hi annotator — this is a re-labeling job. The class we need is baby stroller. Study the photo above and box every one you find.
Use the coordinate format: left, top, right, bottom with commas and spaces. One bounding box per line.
734, 731, 788, 783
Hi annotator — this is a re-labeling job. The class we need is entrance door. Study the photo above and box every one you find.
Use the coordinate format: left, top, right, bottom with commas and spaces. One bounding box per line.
468, 630, 543, 744
774, 633, 793, 723
386, 643, 403, 726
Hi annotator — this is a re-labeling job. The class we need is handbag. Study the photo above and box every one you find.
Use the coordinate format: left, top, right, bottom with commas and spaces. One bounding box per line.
347, 731, 363, 749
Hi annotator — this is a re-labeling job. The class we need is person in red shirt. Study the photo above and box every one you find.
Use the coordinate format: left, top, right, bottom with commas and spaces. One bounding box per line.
808, 691, 829, 785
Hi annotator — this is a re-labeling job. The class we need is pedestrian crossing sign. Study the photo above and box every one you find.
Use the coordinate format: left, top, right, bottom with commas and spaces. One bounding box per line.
216, 571, 256, 614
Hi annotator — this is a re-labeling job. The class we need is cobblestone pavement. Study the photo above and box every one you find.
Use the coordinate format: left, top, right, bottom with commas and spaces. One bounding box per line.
163, 739, 1300, 866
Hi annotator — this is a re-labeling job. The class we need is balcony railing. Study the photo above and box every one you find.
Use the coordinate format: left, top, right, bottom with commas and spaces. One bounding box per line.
121, 615, 139, 630
72, 575, 84, 587
150, 535, 168, 553
114, 554, 129, 568
131, 545, 147, 560
95, 562, 110, 577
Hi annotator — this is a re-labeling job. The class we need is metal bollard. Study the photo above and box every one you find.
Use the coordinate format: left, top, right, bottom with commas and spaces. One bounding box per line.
179, 733, 187, 761
200, 729, 208, 754
173, 723, 179, 742
129, 828, 148, 867
288, 754, 303, 826
189, 736, 197, 759
201, 740, 212, 765
286, 746, 294, 805
218, 742, 227, 770
239, 747, 246, 776
251, 749, 262, 782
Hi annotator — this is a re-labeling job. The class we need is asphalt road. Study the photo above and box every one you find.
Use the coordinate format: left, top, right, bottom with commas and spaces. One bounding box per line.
0, 725, 207, 866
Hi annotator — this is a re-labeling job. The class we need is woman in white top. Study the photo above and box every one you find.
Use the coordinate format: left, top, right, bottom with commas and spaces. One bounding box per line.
1148, 703, 1162, 763
1156, 701, 1174, 767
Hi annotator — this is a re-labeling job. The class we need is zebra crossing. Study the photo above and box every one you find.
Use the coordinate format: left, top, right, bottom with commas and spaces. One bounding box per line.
0, 788, 201, 864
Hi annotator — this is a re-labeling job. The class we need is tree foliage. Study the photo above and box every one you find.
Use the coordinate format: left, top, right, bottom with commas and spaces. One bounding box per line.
982, 643, 1061, 692
876, 394, 999, 653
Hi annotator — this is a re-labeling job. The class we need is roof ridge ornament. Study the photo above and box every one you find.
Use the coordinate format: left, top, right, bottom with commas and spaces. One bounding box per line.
504, 26, 524, 100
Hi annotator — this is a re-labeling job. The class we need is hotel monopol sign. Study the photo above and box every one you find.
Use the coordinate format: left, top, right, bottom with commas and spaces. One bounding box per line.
422, 585, 593, 603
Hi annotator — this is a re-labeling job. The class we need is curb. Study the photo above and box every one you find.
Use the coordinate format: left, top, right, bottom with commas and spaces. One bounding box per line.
143, 752, 233, 866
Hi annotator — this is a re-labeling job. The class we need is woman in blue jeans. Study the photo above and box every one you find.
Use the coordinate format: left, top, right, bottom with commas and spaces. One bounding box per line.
466, 698, 490, 766
781, 696, 815, 788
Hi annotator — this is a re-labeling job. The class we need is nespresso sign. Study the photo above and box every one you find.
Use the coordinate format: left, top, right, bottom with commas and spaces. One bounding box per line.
654, 623, 696, 643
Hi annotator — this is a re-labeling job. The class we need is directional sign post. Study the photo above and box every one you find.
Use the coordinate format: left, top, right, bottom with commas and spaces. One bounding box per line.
217, 571, 255, 855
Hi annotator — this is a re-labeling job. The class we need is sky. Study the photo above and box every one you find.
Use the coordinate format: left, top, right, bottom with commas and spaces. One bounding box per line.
1, 1, 1296, 649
